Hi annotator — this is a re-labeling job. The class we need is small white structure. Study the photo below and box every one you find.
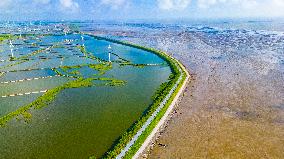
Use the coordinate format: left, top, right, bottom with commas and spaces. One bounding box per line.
9, 40, 13, 46
108, 45, 112, 62
60, 58, 63, 66
63, 29, 68, 42
18, 28, 22, 38
10, 49, 14, 58
9, 40, 14, 58
81, 36, 85, 47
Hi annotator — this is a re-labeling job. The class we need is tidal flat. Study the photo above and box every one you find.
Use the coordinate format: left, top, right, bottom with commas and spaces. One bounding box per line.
83, 20, 284, 158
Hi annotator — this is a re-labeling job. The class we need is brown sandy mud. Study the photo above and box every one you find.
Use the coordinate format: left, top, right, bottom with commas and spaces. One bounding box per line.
88, 23, 284, 158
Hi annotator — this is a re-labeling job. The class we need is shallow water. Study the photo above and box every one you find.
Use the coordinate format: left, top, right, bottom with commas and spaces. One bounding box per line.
0, 29, 171, 158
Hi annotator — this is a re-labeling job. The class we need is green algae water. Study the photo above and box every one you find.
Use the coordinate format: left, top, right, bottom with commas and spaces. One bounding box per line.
0, 30, 171, 158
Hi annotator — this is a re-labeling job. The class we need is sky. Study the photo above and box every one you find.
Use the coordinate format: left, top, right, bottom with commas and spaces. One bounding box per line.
0, 0, 284, 21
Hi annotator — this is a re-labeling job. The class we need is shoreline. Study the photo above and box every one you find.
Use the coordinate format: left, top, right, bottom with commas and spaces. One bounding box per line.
133, 59, 190, 159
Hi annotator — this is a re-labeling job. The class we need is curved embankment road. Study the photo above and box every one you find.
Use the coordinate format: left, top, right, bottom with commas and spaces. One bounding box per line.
120, 60, 189, 159
84, 33, 189, 159
132, 61, 189, 159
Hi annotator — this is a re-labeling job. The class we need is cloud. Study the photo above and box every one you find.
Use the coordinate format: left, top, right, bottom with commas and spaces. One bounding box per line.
0, 0, 11, 8
0, 0, 81, 20
100, 0, 128, 9
1, 0, 284, 20
197, 0, 258, 9
197, 0, 218, 8
196, 0, 284, 17
33, 0, 51, 5
157, 0, 191, 10
59, 0, 79, 12
260, 0, 284, 17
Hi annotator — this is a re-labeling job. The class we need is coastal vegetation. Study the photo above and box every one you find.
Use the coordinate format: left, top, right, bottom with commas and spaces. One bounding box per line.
0, 78, 91, 127
52, 62, 113, 78
0, 76, 126, 127
0, 34, 126, 127
110, 52, 130, 63
89, 63, 112, 73
97, 77, 126, 86
0, 50, 44, 70
77, 45, 108, 63
0, 34, 17, 43
0, 33, 48, 44
0, 34, 11, 42
0, 42, 62, 71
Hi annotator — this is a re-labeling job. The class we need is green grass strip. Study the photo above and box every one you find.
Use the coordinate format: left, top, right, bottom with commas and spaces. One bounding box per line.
0, 78, 92, 127
0, 76, 125, 127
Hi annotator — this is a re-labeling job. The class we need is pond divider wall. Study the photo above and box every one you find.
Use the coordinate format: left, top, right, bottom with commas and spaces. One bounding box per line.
84, 33, 189, 159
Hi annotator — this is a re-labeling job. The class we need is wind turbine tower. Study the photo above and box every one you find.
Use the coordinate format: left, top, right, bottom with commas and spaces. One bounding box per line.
81, 35, 85, 47
18, 28, 22, 38
108, 44, 111, 63
9, 40, 14, 58
60, 57, 64, 66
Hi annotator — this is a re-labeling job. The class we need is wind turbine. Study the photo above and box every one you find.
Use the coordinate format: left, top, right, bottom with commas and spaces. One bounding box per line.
63, 28, 68, 43
18, 28, 22, 38
9, 40, 14, 58
60, 57, 64, 66
81, 35, 85, 47
108, 44, 112, 63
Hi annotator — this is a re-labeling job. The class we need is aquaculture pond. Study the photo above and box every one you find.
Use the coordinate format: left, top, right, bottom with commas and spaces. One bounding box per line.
0, 32, 171, 158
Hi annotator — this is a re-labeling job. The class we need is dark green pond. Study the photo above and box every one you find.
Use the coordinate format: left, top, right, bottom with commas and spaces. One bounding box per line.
0, 34, 171, 158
